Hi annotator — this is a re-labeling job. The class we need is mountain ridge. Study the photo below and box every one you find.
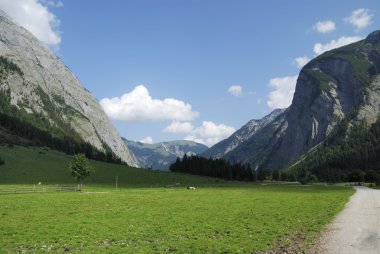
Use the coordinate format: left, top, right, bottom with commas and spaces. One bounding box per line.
0, 9, 139, 166
204, 30, 380, 172
202, 108, 286, 160
124, 139, 208, 170
264, 30, 380, 169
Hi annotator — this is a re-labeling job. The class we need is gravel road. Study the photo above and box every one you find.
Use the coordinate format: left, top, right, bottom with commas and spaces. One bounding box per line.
310, 186, 380, 254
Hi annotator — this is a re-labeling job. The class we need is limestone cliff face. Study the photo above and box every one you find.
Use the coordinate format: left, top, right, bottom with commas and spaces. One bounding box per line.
206, 30, 380, 170
0, 10, 139, 166
264, 30, 380, 169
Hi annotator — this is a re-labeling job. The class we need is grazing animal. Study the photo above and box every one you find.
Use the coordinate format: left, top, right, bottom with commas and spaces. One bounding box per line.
187, 186, 196, 190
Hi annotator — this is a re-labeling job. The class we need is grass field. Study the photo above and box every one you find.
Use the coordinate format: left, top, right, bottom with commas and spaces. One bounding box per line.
0, 185, 353, 253
0, 145, 354, 253
0, 145, 222, 187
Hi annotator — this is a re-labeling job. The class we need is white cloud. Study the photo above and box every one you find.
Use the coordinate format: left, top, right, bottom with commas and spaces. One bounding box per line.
163, 121, 194, 133
100, 85, 199, 122
344, 8, 373, 31
0, 0, 61, 45
313, 36, 363, 55
139, 136, 153, 144
294, 56, 311, 68
313, 20, 336, 33
184, 121, 235, 147
228, 85, 242, 96
267, 75, 298, 109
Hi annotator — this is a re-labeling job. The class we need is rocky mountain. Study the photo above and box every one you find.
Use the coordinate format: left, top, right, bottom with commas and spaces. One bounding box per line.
124, 139, 208, 170
264, 30, 380, 170
202, 108, 286, 159
209, 30, 380, 170
0, 10, 139, 166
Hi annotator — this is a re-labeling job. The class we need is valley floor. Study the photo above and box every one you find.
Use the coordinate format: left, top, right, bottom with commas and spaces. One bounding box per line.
0, 184, 353, 253
0, 145, 355, 253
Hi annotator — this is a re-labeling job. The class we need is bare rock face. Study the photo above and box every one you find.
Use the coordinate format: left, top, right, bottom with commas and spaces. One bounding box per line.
0, 10, 139, 166
202, 108, 286, 159
264, 30, 380, 169
207, 30, 380, 170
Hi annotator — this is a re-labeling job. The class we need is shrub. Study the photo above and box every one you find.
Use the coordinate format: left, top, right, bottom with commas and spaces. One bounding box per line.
299, 171, 318, 185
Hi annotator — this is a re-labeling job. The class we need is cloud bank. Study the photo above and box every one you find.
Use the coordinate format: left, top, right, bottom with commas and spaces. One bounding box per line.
139, 136, 153, 144
267, 75, 297, 109
0, 0, 61, 45
100, 85, 199, 122
313, 20, 336, 33
163, 121, 194, 133
313, 36, 363, 55
294, 56, 311, 68
184, 121, 235, 147
344, 8, 373, 31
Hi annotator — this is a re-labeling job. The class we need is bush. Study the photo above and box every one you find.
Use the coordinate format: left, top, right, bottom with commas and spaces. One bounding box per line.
364, 170, 380, 186
347, 169, 365, 185
299, 171, 318, 185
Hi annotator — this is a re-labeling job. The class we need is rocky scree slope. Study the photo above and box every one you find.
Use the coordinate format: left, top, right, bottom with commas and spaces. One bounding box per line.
0, 10, 138, 166
124, 139, 208, 171
202, 108, 286, 159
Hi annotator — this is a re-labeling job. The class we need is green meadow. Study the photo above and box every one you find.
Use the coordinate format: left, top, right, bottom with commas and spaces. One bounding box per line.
0, 145, 354, 253
0, 145, 218, 187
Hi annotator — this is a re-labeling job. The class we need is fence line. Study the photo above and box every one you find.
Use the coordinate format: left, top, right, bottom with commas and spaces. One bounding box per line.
0, 185, 77, 195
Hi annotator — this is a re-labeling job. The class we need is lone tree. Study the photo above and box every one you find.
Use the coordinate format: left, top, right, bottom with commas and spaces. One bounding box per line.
69, 154, 94, 190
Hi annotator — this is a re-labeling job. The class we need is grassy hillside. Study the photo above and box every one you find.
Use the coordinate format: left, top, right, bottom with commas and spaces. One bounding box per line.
0, 145, 222, 187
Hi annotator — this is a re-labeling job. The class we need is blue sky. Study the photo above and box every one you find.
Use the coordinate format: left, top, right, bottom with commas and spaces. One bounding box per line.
0, 0, 379, 146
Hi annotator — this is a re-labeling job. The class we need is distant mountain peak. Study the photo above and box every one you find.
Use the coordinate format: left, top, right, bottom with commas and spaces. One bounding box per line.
202, 108, 287, 159
123, 139, 208, 170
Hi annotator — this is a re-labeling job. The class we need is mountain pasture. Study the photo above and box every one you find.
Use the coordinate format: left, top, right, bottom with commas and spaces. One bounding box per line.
0, 146, 354, 253
0, 145, 215, 187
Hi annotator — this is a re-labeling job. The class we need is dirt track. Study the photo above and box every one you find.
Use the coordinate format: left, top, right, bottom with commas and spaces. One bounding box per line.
310, 186, 380, 254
